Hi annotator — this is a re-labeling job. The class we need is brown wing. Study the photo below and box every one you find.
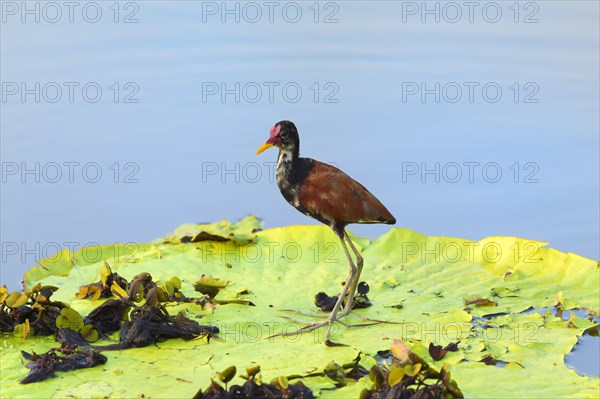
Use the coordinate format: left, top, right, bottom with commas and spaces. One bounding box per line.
298, 160, 396, 225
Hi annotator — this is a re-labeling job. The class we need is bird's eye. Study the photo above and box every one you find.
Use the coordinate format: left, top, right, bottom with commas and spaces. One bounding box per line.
280, 131, 287, 138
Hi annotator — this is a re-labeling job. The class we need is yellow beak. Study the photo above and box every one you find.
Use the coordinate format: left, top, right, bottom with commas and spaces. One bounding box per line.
256, 142, 274, 155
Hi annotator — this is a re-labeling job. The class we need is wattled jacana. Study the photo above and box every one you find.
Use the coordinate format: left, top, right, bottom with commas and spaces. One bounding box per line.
256, 120, 396, 344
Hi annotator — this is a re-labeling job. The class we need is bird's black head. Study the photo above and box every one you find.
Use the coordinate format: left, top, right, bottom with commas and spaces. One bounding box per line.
256, 120, 300, 157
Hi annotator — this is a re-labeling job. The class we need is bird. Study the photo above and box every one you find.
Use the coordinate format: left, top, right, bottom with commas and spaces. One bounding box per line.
256, 120, 396, 345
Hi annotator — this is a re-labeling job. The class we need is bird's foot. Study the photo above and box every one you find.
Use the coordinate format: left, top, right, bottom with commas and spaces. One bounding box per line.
277, 314, 356, 328
280, 309, 328, 318
334, 309, 403, 325
280, 306, 402, 326
268, 312, 391, 345
266, 311, 350, 341
266, 317, 331, 340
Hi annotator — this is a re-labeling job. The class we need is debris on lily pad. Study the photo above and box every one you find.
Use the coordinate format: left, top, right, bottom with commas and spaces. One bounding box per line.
194, 275, 230, 298
314, 281, 372, 311
84, 298, 132, 336
164, 215, 262, 244
463, 296, 498, 308
428, 341, 460, 361
2, 219, 599, 398
194, 365, 315, 399
66, 270, 222, 349
1, 283, 64, 337
362, 340, 463, 399
3, 269, 227, 383
20, 344, 107, 384
76, 262, 128, 300
112, 304, 219, 349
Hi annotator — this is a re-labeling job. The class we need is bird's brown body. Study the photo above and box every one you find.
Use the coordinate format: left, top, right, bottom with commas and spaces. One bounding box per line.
296, 160, 395, 233
257, 120, 396, 345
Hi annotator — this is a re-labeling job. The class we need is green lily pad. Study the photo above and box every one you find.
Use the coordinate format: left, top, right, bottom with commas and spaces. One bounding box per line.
1, 220, 597, 398
0, 286, 8, 303
194, 275, 229, 298
55, 307, 84, 332
13, 319, 33, 339
81, 324, 99, 342
387, 366, 405, 387
4, 292, 29, 308
164, 215, 262, 245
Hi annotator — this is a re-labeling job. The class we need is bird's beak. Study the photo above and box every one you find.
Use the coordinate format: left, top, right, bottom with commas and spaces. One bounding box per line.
256, 141, 274, 155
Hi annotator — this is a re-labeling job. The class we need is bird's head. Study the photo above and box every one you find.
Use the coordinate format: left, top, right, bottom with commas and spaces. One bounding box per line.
256, 120, 299, 155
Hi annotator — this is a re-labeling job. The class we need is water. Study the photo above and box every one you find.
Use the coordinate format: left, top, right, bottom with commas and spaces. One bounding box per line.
2, 1, 598, 286
1, 0, 598, 374
522, 307, 600, 377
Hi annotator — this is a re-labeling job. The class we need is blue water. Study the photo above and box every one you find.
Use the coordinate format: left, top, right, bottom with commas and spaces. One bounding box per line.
0, 0, 598, 383
1, 3, 598, 287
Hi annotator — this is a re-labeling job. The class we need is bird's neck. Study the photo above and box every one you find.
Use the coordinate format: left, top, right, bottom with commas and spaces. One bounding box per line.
276, 147, 299, 188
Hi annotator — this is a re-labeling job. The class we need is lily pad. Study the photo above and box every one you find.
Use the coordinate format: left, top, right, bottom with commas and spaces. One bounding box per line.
0, 220, 597, 398
164, 215, 262, 245
55, 307, 84, 332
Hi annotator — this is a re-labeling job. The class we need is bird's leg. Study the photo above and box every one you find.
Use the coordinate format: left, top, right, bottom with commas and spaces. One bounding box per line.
323, 233, 357, 342
337, 231, 364, 318
270, 232, 397, 342
336, 234, 399, 325
269, 237, 357, 343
